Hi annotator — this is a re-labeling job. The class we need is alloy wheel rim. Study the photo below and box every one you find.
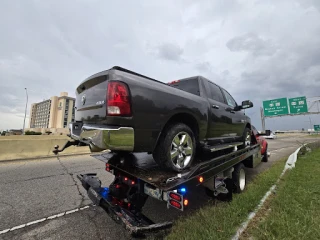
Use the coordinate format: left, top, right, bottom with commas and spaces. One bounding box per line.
239, 168, 246, 191
170, 132, 193, 169
245, 132, 251, 146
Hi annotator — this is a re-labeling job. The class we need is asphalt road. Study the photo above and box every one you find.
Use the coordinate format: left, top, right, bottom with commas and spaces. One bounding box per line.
0, 135, 318, 240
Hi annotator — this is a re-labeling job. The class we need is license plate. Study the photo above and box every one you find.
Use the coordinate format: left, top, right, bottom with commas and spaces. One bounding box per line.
144, 185, 162, 200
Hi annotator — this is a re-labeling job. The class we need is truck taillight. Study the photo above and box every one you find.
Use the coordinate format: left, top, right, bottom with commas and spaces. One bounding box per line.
169, 192, 182, 201
169, 200, 182, 209
107, 81, 131, 116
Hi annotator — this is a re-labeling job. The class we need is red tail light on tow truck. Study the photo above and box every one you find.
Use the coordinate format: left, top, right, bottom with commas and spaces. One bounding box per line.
169, 200, 182, 209
169, 192, 182, 202
167, 191, 188, 211
106, 163, 111, 172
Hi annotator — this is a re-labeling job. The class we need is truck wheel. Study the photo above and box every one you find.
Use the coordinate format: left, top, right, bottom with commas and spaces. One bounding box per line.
204, 187, 215, 198
232, 163, 246, 193
241, 127, 251, 148
262, 145, 268, 162
153, 123, 196, 172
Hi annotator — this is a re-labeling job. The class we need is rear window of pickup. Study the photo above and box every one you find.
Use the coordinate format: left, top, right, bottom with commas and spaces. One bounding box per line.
168, 78, 200, 96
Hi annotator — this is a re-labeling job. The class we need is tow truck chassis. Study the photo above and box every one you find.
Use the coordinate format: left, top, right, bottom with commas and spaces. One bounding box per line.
54, 142, 262, 236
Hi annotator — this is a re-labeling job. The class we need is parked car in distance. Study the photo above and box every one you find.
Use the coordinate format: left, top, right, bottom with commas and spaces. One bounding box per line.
264, 132, 277, 139
252, 125, 269, 162
69, 66, 253, 172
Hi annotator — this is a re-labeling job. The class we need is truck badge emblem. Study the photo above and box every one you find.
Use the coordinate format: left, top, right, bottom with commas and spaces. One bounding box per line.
81, 95, 86, 105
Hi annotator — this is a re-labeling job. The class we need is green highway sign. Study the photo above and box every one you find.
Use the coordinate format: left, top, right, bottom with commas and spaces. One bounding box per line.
263, 98, 289, 116
288, 96, 308, 114
315, 125, 320, 131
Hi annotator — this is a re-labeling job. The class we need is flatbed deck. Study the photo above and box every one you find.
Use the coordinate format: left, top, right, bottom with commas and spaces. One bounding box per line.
91, 144, 261, 191
74, 143, 262, 236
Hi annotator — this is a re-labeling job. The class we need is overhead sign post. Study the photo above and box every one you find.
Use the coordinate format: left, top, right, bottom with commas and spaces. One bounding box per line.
263, 98, 289, 117
288, 96, 308, 114
314, 125, 320, 132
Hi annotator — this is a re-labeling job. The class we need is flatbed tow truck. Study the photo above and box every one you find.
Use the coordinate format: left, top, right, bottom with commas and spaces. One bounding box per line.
53, 138, 263, 237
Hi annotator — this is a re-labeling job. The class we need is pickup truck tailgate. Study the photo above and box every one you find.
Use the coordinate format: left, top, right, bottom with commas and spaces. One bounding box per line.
75, 75, 108, 123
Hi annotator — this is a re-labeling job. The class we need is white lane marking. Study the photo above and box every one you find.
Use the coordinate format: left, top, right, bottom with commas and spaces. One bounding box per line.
79, 206, 89, 210
10, 224, 26, 231
0, 205, 90, 235
0, 229, 10, 234
25, 218, 46, 226
55, 213, 65, 218
46, 215, 58, 220
65, 209, 79, 215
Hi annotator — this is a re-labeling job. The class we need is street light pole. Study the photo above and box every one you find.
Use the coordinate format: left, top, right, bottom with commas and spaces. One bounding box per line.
23, 88, 28, 134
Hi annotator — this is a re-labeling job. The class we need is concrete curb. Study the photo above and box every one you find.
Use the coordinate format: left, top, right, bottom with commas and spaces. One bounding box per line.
231, 143, 307, 240
0, 152, 91, 164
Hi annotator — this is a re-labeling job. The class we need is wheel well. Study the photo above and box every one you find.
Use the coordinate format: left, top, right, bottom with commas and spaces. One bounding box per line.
161, 113, 199, 142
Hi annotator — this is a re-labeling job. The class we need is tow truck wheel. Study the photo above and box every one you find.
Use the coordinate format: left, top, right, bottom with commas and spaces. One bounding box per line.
153, 123, 196, 172
204, 187, 215, 198
232, 163, 246, 193
262, 145, 268, 162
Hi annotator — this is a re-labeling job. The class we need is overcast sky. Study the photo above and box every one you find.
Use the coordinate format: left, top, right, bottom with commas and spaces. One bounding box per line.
1, 0, 320, 131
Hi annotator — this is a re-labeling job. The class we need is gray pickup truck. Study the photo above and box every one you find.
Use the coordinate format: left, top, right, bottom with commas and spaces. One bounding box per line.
68, 66, 253, 172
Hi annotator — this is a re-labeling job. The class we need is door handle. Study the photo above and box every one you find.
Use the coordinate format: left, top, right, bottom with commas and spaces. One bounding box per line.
212, 105, 220, 109
225, 107, 235, 113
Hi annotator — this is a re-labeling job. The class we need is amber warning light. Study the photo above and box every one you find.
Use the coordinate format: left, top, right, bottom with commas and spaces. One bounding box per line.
198, 176, 204, 183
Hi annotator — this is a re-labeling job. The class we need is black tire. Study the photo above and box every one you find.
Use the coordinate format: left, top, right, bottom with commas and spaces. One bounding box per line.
262, 145, 268, 162
153, 123, 196, 172
204, 187, 215, 198
241, 127, 252, 148
232, 163, 246, 193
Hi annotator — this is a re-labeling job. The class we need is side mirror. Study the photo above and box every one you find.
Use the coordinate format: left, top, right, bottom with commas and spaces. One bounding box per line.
241, 100, 253, 109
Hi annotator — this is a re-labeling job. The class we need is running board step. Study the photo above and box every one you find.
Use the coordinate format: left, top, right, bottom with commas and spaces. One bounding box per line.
206, 142, 243, 152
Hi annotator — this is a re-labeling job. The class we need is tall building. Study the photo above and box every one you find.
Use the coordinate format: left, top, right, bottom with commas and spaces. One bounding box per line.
29, 92, 75, 129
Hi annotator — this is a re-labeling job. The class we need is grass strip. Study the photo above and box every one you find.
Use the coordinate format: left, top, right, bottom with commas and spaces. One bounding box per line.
167, 157, 288, 240
244, 148, 320, 240
303, 133, 320, 138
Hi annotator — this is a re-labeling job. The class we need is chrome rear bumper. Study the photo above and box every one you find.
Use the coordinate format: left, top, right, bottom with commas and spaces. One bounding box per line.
69, 122, 134, 152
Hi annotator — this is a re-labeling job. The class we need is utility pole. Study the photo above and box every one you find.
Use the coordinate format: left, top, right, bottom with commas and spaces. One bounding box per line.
23, 88, 28, 134
309, 117, 312, 129
260, 107, 265, 133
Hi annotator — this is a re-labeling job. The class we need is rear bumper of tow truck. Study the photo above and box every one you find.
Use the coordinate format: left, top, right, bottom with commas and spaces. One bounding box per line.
77, 173, 173, 236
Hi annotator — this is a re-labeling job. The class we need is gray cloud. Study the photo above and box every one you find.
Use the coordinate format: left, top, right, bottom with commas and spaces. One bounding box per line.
195, 62, 213, 72
297, 0, 320, 11
0, 0, 320, 131
226, 33, 278, 57
157, 43, 184, 61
